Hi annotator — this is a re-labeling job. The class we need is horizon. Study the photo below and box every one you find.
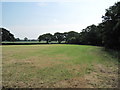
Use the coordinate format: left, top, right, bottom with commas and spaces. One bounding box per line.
1, 0, 119, 39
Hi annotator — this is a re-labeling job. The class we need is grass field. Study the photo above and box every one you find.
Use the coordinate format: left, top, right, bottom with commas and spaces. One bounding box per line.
2, 44, 119, 88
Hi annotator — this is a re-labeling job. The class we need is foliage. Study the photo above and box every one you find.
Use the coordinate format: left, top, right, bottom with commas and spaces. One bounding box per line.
24, 37, 28, 41
1, 28, 15, 41
65, 31, 80, 44
101, 2, 120, 50
54, 32, 64, 44
15, 38, 20, 41
38, 33, 53, 44
80, 25, 102, 46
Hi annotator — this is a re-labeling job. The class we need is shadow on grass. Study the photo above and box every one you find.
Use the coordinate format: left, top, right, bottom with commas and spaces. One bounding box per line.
103, 48, 120, 63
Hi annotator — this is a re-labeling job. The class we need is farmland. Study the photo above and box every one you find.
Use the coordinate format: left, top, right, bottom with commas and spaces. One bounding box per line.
2, 44, 119, 88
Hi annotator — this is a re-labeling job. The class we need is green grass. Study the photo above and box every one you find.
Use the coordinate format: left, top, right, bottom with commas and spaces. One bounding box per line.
2, 44, 119, 88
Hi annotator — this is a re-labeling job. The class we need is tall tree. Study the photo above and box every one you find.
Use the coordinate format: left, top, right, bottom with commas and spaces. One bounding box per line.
80, 25, 102, 45
66, 31, 80, 44
38, 33, 53, 44
63, 32, 68, 43
1, 28, 15, 41
102, 1, 120, 49
54, 32, 64, 44
38, 35, 43, 42
24, 37, 28, 41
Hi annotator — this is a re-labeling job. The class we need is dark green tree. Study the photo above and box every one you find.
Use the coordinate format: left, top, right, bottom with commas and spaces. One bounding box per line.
66, 31, 80, 44
38, 35, 43, 42
102, 1, 120, 49
80, 25, 102, 45
63, 32, 68, 43
24, 37, 28, 41
38, 33, 53, 44
1, 28, 15, 41
15, 38, 20, 41
54, 32, 64, 44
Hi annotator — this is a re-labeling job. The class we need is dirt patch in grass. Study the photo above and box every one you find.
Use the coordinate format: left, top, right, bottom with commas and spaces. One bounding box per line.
84, 64, 119, 88
42, 63, 119, 88
48, 63, 119, 88
48, 77, 90, 88
2, 77, 88, 88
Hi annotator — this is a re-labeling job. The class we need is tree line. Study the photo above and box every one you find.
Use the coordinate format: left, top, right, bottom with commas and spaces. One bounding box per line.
38, 25, 103, 46
1, 2, 120, 50
38, 1, 120, 50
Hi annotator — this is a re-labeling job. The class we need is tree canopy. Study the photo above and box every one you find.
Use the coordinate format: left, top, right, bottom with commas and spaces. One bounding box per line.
38, 33, 53, 44
101, 2, 120, 50
54, 32, 64, 44
1, 28, 15, 41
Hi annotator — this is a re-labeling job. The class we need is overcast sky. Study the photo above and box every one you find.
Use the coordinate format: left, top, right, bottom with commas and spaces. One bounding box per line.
1, 0, 119, 39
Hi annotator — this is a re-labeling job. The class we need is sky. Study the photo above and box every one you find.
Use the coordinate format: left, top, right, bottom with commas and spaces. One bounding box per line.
1, 0, 119, 39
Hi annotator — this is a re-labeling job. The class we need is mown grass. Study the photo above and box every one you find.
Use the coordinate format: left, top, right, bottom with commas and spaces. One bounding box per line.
2, 44, 119, 88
